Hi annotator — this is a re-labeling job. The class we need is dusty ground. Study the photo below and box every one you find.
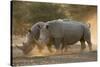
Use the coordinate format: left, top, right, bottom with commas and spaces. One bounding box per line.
11, 35, 97, 66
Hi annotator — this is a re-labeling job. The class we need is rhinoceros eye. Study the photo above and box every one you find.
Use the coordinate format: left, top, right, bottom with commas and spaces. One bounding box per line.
28, 29, 31, 33
37, 25, 40, 28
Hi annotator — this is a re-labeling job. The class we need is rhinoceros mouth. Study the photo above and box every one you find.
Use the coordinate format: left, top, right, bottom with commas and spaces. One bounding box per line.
16, 37, 43, 54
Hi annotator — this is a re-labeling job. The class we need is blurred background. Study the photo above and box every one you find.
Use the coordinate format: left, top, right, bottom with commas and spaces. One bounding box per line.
12, 1, 97, 45
11, 1, 97, 65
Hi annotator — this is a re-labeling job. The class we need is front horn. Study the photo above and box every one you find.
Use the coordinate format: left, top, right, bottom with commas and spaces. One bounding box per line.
16, 45, 24, 51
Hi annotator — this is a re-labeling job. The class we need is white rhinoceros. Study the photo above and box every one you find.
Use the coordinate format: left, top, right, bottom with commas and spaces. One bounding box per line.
38, 20, 92, 52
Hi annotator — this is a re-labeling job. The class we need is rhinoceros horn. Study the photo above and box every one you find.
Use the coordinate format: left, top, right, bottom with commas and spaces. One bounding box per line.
16, 45, 24, 51
16, 37, 43, 54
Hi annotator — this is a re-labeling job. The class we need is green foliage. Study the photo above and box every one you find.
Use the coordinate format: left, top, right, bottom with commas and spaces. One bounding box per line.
12, 1, 97, 35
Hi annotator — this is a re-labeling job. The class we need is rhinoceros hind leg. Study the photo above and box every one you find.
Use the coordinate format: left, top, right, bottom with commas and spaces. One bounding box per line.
86, 40, 92, 51
80, 40, 86, 51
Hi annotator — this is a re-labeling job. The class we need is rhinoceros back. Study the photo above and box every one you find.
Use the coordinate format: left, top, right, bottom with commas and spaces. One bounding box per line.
62, 21, 84, 44
47, 20, 88, 44
47, 21, 63, 38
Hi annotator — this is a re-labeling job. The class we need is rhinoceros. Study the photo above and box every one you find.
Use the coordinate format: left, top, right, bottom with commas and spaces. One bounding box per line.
38, 20, 92, 53
16, 22, 45, 54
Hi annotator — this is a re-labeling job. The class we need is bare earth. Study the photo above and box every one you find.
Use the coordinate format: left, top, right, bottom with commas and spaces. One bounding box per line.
11, 35, 97, 66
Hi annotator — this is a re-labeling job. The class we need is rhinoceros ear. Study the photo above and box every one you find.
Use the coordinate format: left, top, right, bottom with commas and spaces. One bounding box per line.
28, 29, 31, 33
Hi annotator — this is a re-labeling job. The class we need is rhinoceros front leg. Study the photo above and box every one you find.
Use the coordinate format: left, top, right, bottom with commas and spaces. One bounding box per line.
46, 38, 55, 53
61, 41, 68, 54
53, 38, 62, 54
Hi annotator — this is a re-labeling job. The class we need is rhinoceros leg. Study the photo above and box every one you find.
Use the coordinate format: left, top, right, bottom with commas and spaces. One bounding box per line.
53, 38, 62, 54
54, 38, 62, 49
86, 40, 92, 51
61, 41, 68, 54
46, 38, 54, 53
83, 26, 92, 51
80, 40, 86, 51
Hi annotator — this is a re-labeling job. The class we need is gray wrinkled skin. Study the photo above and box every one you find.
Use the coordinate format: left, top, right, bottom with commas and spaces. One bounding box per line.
26, 22, 44, 43
17, 22, 45, 54
39, 20, 92, 52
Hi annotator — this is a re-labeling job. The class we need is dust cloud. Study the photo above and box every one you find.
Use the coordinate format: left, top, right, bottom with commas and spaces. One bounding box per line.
85, 13, 97, 50
12, 13, 97, 57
